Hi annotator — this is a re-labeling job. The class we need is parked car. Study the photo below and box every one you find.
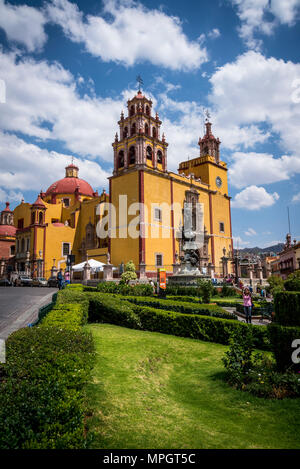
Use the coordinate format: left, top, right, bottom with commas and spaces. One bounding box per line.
32, 277, 48, 287
47, 276, 58, 287
14, 275, 33, 287
0, 278, 12, 287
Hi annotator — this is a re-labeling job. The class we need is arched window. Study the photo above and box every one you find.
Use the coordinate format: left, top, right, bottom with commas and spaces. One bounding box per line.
123, 127, 128, 139
129, 146, 135, 165
39, 212, 43, 225
130, 105, 135, 117
144, 123, 149, 136
131, 122, 136, 136
157, 150, 163, 164
146, 105, 150, 116
152, 127, 156, 138
118, 150, 124, 168
31, 212, 35, 225
146, 146, 153, 161
21, 238, 25, 253
204, 146, 209, 155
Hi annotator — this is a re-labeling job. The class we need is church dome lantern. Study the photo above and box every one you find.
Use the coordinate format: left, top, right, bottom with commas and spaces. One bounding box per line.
45, 162, 94, 199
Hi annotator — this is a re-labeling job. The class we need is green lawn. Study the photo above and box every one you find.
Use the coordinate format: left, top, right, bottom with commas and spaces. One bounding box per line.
85, 323, 300, 449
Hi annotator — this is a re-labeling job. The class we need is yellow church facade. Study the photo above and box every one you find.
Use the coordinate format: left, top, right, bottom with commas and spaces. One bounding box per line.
12, 90, 233, 279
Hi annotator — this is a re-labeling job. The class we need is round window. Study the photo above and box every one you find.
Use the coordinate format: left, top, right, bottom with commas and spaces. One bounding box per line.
216, 176, 222, 188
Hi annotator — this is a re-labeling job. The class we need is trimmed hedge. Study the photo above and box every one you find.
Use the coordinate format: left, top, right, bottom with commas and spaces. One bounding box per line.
96, 281, 153, 296
88, 294, 141, 329
123, 296, 238, 320
36, 292, 58, 324
274, 291, 300, 326
166, 295, 203, 304
41, 303, 87, 331
165, 285, 201, 297
268, 323, 300, 372
0, 292, 95, 449
56, 290, 269, 350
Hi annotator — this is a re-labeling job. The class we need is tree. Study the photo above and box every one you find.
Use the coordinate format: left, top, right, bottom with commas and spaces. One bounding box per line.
284, 270, 300, 292
267, 275, 284, 295
121, 260, 137, 285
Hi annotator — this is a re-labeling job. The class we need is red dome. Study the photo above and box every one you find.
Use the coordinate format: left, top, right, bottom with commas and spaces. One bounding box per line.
0, 225, 16, 236
45, 177, 94, 197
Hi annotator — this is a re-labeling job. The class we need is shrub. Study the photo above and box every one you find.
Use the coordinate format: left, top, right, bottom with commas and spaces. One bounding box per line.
274, 291, 300, 326
222, 329, 300, 398
220, 285, 237, 297
132, 305, 268, 349
66, 283, 84, 290
96, 281, 153, 296
83, 286, 97, 292
266, 275, 285, 295
197, 279, 214, 303
124, 296, 237, 320
88, 294, 141, 329
41, 304, 87, 331
166, 295, 202, 304
0, 326, 95, 449
56, 289, 90, 318
121, 260, 137, 284
68, 290, 268, 349
268, 323, 300, 372
165, 285, 201, 297
222, 328, 255, 386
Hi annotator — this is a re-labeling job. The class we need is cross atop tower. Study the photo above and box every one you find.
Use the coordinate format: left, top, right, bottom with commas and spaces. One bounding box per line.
136, 75, 143, 92
204, 109, 211, 122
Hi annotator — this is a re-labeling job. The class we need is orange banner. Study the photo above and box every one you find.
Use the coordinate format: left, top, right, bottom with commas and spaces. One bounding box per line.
158, 269, 167, 289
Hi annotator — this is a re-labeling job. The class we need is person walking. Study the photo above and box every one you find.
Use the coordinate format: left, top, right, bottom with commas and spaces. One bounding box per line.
243, 287, 252, 324
57, 269, 64, 290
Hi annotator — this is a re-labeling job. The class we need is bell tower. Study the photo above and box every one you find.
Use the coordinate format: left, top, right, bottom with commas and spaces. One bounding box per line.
112, 90, 168, 175
198, 120, 221, 163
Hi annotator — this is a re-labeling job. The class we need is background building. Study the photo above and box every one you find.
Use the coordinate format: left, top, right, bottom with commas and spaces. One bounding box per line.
0, 202, 16, 277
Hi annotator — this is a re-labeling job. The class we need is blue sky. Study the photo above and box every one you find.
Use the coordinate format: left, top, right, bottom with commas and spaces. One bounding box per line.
0, 0, 299, 248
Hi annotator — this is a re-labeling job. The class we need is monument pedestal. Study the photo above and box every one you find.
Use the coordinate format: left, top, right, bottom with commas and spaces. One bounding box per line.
103, 264, 113, 281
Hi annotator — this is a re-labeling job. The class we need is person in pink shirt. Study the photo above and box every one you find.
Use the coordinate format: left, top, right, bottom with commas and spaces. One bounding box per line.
243, 287, 252, 324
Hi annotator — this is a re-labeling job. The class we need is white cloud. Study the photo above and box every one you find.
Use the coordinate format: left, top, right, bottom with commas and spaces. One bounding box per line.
210, 52, 300, 152
208, 28, 221, 39
229, 152, 300, 188
0, 187, 23, 203
230, 0, 300, 50
0, 50, 127, 161
0, 0, 47, 52
244, 227, 257, 236
46, 0, 208, 71
231, 185, 279, 210
292, 192, 300, 203
271, 0, 300, 25
232, 236, 250, 248
151, 51, 300, 176
0, 131, 110, 195
208, 51, 300, 185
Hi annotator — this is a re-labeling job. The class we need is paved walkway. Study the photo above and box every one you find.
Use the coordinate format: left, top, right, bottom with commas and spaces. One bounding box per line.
0, 287, 57, 339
